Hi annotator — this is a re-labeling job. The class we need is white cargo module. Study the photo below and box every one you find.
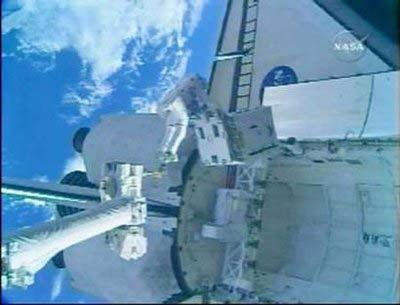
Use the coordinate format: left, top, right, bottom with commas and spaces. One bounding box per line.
1, 0, 399, 303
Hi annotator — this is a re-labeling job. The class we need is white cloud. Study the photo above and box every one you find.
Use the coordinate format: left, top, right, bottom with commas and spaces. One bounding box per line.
63, 153, 85, 176
2, 52, 16, 58
2, 197, 55, 227
33, 175, 49, 183
2, 0, 208, 119
186, 0, 207, 36
62, 80, 113, 118
22, 198, 48, 207
131, 97, 158, 114
51, 270, 65, 301
131, 49, 192, 112
2, 176, 55, 224
12, 197, 52, 210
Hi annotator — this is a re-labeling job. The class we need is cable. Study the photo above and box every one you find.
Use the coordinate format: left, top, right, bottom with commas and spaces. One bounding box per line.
358, 75, 375, 138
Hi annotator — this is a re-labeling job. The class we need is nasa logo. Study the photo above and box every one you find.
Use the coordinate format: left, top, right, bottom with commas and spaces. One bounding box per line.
332, 30, 368, 62
334, 42, 364, 52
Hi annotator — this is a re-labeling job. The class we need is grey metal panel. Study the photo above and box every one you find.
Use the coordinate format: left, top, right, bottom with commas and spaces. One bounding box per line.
64, 218, 180, 303
257, 145, 399, 302
83, 114, 165, 183
314, 0, 399, 69
262, 71, 399, 140
363, 71, 400, 137
249, 0, 390, 109
218, 0, 244, 54
208, 0, 245, 111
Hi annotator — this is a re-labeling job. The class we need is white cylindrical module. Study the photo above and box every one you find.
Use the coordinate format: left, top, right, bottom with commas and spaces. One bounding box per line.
82, 114, 166, 184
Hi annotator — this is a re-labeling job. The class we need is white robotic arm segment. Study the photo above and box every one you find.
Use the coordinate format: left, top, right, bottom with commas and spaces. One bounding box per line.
2, 198, 134, 289
2, 163, 148, 289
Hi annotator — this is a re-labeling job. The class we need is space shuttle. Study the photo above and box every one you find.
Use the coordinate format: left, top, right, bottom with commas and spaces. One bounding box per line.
2, 0, 399, 303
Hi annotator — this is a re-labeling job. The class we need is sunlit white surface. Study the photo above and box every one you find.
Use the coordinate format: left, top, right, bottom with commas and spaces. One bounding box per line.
263, 71, 399, 140
64, 218, 179, 303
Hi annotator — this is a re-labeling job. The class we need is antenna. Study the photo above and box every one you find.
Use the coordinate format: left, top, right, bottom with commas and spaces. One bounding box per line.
1, 177, 178, 217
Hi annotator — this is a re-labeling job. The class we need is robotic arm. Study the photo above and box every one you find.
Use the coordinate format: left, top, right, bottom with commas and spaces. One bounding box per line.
2, 163, 147, 289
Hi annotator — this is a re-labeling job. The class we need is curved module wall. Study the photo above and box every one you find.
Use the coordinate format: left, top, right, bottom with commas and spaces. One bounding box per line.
174, 138, 399, 303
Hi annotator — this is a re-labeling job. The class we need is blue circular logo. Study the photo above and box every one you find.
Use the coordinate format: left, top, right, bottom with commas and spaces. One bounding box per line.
259, 66, 298, 102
